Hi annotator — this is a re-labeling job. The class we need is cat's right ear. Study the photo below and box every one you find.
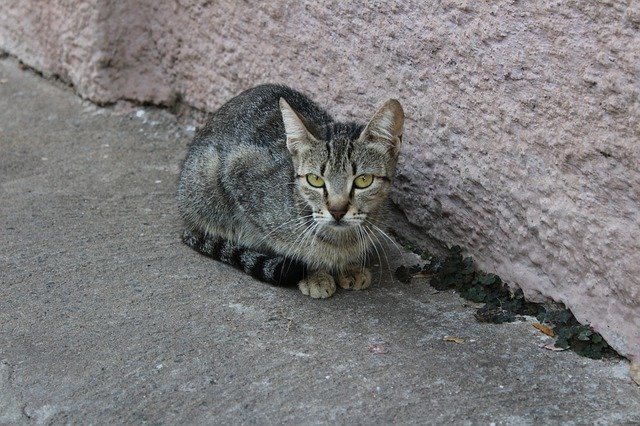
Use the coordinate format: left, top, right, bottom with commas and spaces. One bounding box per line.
359, 99, 404, 157
280, 98, 313, 155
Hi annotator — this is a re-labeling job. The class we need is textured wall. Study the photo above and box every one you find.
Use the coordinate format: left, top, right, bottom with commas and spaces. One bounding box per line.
0, 0, 101, 98
1, 1, 638, 358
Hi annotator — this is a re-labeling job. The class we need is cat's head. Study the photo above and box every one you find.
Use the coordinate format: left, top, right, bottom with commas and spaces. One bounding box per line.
280, 97, 404, 231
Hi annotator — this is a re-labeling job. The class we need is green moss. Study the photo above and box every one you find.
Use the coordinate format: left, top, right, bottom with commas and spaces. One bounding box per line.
396, 245, 618, 360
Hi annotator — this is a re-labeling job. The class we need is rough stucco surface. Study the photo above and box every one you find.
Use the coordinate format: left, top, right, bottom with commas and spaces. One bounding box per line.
1, 1, 638, 358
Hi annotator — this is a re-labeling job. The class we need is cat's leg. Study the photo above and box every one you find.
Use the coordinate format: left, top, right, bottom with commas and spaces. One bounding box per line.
337, 268, 372, 291
298, 270, 337, 299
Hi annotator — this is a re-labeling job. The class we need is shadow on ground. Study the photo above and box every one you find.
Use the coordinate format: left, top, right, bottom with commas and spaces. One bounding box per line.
1, 58, 639, 424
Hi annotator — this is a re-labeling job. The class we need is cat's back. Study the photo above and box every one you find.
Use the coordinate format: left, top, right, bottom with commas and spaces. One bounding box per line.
179, 85, 324, 242
191, 84, 333, 151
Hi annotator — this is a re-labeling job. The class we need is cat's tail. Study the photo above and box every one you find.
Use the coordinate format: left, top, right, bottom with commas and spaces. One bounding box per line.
181, 229, 306, 287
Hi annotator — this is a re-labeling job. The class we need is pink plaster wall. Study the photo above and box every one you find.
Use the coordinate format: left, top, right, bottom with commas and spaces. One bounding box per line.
1, 0, 639, 358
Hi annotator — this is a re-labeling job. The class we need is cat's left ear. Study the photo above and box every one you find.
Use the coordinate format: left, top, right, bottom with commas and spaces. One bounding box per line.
359, 99, 404, 156
280, 98, 315, 155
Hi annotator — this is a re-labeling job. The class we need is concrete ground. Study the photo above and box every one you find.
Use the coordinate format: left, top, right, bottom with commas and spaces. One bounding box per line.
1, 57, 639, 425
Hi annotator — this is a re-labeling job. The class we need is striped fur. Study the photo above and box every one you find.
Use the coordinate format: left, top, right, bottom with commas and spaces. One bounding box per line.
182, 229, 305, 287
177, 84, 403, 297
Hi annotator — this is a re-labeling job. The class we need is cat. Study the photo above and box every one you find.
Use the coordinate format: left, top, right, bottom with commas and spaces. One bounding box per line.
177, 84, 403, 298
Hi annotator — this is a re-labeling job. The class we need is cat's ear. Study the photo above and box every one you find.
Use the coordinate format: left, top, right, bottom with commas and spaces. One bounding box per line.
280, 98, 314, 155
359, 99, 404, 156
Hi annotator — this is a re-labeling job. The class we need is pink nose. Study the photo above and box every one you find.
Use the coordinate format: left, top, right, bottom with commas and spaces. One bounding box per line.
329, 208, 347, 222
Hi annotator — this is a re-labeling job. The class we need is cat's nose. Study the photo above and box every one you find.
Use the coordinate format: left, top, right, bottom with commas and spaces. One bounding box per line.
329, 207, 348, 222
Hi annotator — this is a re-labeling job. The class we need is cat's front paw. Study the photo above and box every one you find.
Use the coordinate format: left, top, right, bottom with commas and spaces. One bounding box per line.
298, 270, 336, 299
338, 268, 372, 291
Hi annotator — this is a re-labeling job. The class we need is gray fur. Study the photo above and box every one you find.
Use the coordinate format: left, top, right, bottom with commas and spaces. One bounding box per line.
177, 84, 403, 291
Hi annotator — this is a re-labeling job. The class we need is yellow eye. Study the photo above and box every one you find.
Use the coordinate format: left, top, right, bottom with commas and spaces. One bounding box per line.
306, 173, 325, 188
354, 174, 374, 189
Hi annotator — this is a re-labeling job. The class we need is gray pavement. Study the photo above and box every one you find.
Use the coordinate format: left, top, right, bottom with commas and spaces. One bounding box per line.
1, 58, 639, 425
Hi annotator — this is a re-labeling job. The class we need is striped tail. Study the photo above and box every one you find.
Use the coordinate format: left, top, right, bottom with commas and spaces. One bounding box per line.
182, 229, 306, 287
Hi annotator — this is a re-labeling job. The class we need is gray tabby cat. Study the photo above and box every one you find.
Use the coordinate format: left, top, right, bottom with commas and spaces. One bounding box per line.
177, 84, 403, 298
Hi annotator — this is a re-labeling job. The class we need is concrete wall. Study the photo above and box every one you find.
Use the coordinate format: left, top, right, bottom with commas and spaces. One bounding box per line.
2, 0, 638, 359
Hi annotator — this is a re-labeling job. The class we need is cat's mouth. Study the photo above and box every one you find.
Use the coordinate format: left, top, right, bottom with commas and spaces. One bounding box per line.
318, 219, 361, 230
314, 221, 362, 244
328, 222, 350, 230
312, 212, 364, 231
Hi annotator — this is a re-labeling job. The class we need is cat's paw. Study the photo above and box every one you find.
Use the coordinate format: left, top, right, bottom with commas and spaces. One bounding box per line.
338, 268, 372, 291
298, 271, 336, 299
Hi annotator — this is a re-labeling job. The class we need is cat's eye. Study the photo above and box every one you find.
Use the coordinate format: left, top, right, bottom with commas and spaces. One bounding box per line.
354, 174, 374, 189
306, 173, 325, 188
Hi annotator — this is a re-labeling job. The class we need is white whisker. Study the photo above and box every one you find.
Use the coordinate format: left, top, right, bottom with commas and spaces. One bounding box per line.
254, 214, 314, 247
363, 224, 392, 284
365, 220, 403, 255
